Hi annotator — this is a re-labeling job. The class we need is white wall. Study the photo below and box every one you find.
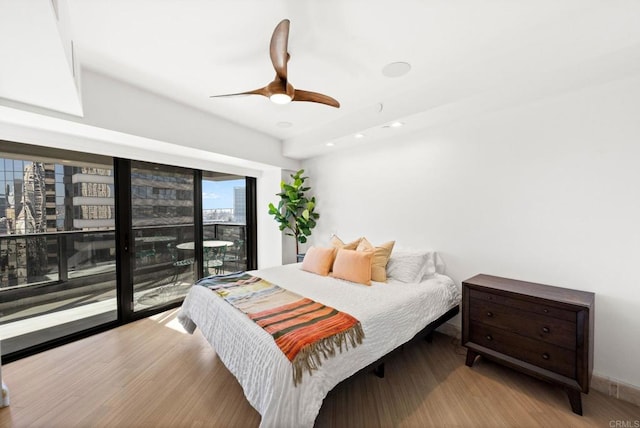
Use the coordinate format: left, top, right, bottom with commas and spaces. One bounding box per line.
78, 69, 298, 170
303, 75, 640, 389
257, 168, 284, 269
1, 68, 298, 172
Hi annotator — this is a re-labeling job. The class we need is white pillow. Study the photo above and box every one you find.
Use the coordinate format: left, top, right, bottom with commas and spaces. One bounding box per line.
386, 250, 444, 283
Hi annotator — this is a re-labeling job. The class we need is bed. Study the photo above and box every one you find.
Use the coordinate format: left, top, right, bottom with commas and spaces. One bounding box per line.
178, 262, 461, 427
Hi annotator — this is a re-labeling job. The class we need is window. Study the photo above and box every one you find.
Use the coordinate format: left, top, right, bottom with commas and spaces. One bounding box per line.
130, 161, 196, 312
202, 172, 248, 274
0, 149, 117, 357
0, 142, 257, 362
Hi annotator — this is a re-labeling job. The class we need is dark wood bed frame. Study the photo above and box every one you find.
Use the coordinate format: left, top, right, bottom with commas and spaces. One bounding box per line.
345, 305, 460, 381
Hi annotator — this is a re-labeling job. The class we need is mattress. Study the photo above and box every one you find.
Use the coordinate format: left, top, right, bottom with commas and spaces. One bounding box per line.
178, 263, 461, 427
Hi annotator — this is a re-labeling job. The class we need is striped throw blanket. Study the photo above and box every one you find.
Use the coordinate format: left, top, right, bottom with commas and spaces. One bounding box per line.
197, 272, 365, 385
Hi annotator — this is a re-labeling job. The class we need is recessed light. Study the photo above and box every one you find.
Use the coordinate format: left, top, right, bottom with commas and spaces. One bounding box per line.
383, 121, 404, 129
382, 62, 411, 78
354, 133, 365, 139
326, 142, 335, 147
276, 121, 293, 128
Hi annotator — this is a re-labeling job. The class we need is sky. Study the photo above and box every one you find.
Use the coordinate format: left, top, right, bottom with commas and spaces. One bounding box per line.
202, 179, 244, 209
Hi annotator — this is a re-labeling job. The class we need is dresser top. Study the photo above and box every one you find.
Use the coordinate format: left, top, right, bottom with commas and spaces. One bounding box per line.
463, 274, 595, 308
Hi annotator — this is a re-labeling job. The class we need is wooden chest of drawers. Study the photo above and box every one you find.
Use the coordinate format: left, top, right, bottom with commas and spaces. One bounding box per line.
462, 274, 594, 415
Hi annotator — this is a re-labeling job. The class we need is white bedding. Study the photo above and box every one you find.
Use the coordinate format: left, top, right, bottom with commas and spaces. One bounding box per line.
178, 263, 461, 428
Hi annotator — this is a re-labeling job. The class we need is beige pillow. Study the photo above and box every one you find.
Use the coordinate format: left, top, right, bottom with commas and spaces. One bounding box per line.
331, 249, 373, 285
329, 234, 362, 251
356, 238, 395, 282
301, 246, 336, 276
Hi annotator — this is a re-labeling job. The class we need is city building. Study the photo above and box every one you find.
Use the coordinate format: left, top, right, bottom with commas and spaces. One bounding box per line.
233, 186, 246, 224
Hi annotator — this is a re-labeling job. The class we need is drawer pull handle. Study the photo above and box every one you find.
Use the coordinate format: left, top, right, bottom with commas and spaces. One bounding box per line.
485, 335, 493, 341
486, 311, 493, 317
542, 326, 550, 334
542, 353, 550, 360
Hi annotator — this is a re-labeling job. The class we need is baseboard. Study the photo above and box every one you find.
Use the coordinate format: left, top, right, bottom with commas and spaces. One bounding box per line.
591, 374, 640, 408
435, 320, 640, 408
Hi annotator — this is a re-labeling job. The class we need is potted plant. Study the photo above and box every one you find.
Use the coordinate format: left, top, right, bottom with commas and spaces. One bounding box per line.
268, 169, 320, 259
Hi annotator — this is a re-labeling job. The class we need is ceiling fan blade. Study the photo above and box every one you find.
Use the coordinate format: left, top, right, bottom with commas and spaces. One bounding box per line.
210, 87, 269, 98
270, 19, 290, 81
293, 89, 340, 108
210, 19, 338, 109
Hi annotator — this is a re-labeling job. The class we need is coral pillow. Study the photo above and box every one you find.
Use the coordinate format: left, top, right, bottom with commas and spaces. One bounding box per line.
329, 234, 362, 251
301, 246, 336, 276
331, 249, 373, 285
356, 238, 395, 282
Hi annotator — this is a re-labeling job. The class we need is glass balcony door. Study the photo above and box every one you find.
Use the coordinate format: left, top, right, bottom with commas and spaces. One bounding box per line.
1, 144, 256, 362
201, 173, 248, 277
128, 161, 196, 313
0, 153, 118, 357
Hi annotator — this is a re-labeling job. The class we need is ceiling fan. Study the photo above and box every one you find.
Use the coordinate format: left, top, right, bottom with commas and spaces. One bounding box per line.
210, 19, 340, 108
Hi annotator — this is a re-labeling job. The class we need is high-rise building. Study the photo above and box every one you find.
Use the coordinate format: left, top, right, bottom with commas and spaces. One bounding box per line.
15, 162, 55, 233
65, 166, 115, 230
130, 167, 193, 227
1, 159, 117, 286
233, 186, 246, 224
0, 161, 56, 285
0, 158, 203, 287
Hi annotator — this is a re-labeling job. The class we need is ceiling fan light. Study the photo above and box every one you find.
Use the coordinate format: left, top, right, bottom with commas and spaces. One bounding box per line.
270, 93, 292, 105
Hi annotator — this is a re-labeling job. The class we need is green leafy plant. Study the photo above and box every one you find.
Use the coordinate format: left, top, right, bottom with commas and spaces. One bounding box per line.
268, 169, 320, 257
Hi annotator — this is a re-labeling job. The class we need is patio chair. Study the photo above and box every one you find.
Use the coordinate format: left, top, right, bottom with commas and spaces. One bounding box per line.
168, 243, 194, 285
223, 239, 246, 272
205, 245, 227, 276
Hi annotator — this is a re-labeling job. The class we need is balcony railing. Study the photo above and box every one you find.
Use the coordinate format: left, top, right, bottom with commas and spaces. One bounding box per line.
0, 223, 247, 357
0, 223, 247, 317
0, 223, 247, 289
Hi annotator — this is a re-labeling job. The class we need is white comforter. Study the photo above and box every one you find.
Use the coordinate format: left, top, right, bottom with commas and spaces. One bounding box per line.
178, 263, 460, 428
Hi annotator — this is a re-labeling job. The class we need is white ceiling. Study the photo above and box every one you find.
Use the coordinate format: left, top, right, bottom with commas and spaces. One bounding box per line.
5, 1, 640, 159
0, 0, 81, 115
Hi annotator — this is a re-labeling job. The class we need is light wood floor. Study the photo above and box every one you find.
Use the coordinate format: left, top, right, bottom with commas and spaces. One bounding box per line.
1, 309, 638, 427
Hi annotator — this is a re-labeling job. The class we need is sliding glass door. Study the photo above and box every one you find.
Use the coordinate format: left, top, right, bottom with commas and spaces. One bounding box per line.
0, 149, 118, 356
202, 172, 248, 276
0, 142, 257, 361
129, 161, 196, 312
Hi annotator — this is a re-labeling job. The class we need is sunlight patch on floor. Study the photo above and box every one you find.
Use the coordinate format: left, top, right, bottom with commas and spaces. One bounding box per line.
150, 308, 188, 334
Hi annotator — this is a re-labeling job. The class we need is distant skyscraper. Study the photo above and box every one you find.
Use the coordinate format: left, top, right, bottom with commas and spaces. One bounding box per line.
16, 162, 51, 233
233, 186, 246, 224
8, 162, 55, 282
0, 191, 6, 234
